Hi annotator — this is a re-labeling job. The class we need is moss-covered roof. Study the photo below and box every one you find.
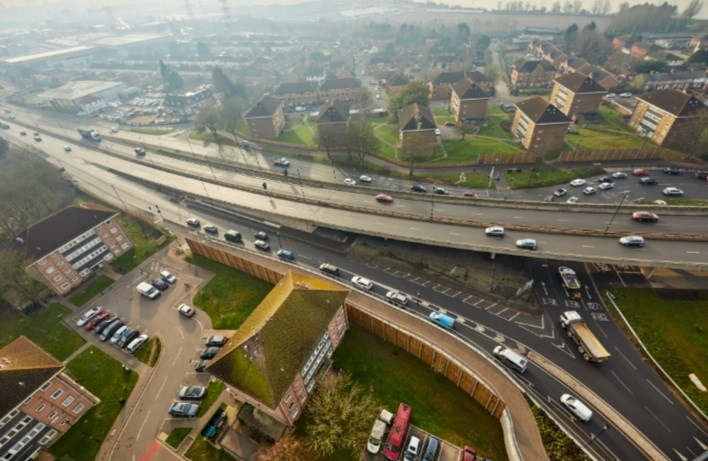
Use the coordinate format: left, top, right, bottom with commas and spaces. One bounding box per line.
206, 271, 349, 407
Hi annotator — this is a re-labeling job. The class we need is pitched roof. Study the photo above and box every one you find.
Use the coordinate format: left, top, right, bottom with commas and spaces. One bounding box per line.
386, 72, 409, 86
514, 59, 553, 73
566, 57, 590, 70
317, 100, 350, 124
636, 89, 704, 117
451, 78, 489, 100
398, 103, 437, 132
319, 78, 361, 91
244, 95, 282, 118
0, 336, 63, 416
515, 97, 572, 124
553, 72, 606, 94
9, 204, 117, 261
275, 81, 317, 96
466, 70, 488, 83
206, 272, 349, 408
431, 71, 466, 85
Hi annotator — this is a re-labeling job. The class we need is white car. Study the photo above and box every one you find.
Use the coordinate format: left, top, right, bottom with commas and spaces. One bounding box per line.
553, 188, 567, 197
598, 182, 614, 190
359, 175, 372, 183
485, 226, 505, 237
611, 171, 628, 179
605, 93, 616, 98
515, 239, 538, 250
619, 235, 645, 247
662, 187, 683, 196
582, 186, 597, 195
351, 276, 374, 290
385, 291, 409, 306
110, 127, 119, 133
344, 178, 356, 186
619, 92, 632, 98
560, 394, 593, 422
177, 303, 195, 318
273, 157, 290, 167
434, 128, 441, 136
569, 178, 586, 187
76, 306, 102, 327
63, 146, 72, 152
160, 270, 177, 283
566, 196, 579, 204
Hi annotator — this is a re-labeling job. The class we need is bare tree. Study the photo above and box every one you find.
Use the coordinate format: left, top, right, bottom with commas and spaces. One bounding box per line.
0, 250, 46, 305
257, 436, 312, 461
681, 0, 703, 19
194, 102, 221, 141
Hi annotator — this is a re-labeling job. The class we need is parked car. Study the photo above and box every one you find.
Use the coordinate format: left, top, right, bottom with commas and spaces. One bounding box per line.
359, 175, 372, 183
385, 291, 409, 306
168, 401, 199, 417
254, 231, 269, 240
598, 182, 614, 191
19, 130, 26, 136
135, 147, 146, 155
662, 187, 683, 196
204, 224, 218, 234
632, 168, 649, 177
605, 92, 616, 98
560, 393, 593, 422
553, 188, 567, 197
485, 226, 505, 237
344, 178, 356, 186
276, 249, 295, 261
199, 347, 221, 359
178, 303, 195, 317
127, 334, 149, 354
582, 186, 597, 195
639, 177, 657, 185
254, 240, 270, 251
186, 217, 200, 227
632, 211, 659, 222
411, 184, 427, 193
569, 178, 586, 187
460, 445, 478, 461
76, 307, 103, 327
206, 336, 227, 347
273, 157, 290, 167
663, 167, 683, 175
179, 386, 207, 400
63, 145, 72, 152
611, 171, 628, 179
195, 360, 210, 372
422, 437, 440, 461
403, 436, 420, 461
351, 276, 374, 290
375, 194, 394, 203
109, 325, 130, 345
118, 329, 139, 348
85, 311, 110, 331
596, 176, 613, 183
515, 239, 538, 250
100, 320, 124, 342
152, 279, 169, 291
160, 270, 177, 283
619, 235, 645, 247
433, 186, 449, 195
619, 92, 632, 98
566, 196, 579, 204
94, 315, 119, 334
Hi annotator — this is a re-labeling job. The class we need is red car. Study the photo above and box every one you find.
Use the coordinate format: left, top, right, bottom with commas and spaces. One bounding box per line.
375, 194, 393, 203
84, 310, 110, 331
632, 211, 659, 222
460, 445, 477, 461
632, 168, 649, 177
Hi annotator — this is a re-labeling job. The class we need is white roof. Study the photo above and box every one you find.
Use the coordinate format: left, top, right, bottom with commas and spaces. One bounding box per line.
4, 46, 93, 64
91, 34, 170, 48
38, 81, 124, 101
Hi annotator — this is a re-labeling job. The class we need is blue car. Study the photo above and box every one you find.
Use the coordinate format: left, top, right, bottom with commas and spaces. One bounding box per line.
277, 249, 295, 261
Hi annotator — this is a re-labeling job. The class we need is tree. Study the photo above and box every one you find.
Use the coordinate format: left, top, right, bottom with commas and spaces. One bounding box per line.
673, 110, 708, 160
388, 81, 429, 123
197, 42, 212, 60
159, 60, 184, 92
475, 35, 491, 56
460, 122, 477, 141
633, 60, 669, 74
257, 436, 312, 461
575, 28, 612, 65
219, 96, 246, 143
212, 67, 245, 100
564, 23, 579, 51
304, 372, 379, 459
0, 250, 46, 305
687, 48, 708, 66
551, 1, 561, 13
680, 0, 703, 19
457, 23, 471, 45
194, 102, 220, 140
347, 120, 380, 166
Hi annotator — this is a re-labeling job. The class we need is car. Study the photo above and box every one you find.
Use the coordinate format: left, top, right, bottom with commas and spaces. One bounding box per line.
663, 167, 683, 175
254, 240, 270, 251
19, 131, 26, 136
582, 186, 597, 195
276, 249, 295, 260
168, 401, 199, 418
179, 386, 207, 400
612, 171, 628, 179
553, 188, 567, 197
485, 226, 505, 237
375, 194, 394, 203
654, 199, 667, 205
109, 325, 130, 345
178, 303, 195, 317
134, 147, 146, 155
598, 182, 614, 190
199, 347, 221, 359
605, 92, 616, 98
434, 128, 441, 136
569, 178, 586, 187
110, 127, 119, 133
100, 320, 123, 342
463, 192, 478, 198
639, 177, 657, 185
566, 196, 579, 204
206, 336, 227, 347
619, 235, 645, 247
422, 436, 440, 461
8, 115, 15, 120
344, 178, 356, 186
403, 436, 420, 461
359, 175, 372, 183
254, 231, 269, 240
204, 224, 218, 234
560, 393, 593, 422
597, 176, 613, 183
385, 291, 409, 306
351, 276, 374, 290
94, 314, 119, 334
632, 168, 649, 176
33, 135, 41, 142
411, 184, 427, 193
515, 239, 538, 250
433, 186, 449, 195
152, 279, 169, 291
85, 311, 110, 331
33, 131, 39, 136
63, 145, 72, 152
632, 211, 659, 222
160, 270, 177, 283
460, 445, 478, 461
117, 328, 138, 348
662, 187, 684, 196
194, 360, 210, 372
273, 157, 290, 167
619, 92, 632, 98
186, 217, 200, 227
76, 307, 103, 327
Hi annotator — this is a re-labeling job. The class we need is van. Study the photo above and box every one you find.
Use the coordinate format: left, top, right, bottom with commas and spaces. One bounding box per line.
127, 334, 149, 354
319, 263, 339, 276
137, 281, 160, 299
493, 345, 528, 374
422, 436, 439, 461
224, 230, 242, 243
403, 436, 420, 461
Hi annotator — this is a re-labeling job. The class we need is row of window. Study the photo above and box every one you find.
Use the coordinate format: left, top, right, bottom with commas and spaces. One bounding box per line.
65, 236, 102, 263
71, 243, 107, 270
57, 229, 96, 256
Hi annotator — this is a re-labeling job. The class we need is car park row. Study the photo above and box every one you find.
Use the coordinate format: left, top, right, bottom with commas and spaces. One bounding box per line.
76, 307, 149, 354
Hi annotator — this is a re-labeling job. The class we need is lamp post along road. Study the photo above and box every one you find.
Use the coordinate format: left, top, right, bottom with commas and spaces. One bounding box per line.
605, 191, 630, 233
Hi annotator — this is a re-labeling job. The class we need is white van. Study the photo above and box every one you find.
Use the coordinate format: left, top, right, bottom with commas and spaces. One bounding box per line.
137, 282, 160, 299
493, 345, 528, 373
126, 334, 149, 354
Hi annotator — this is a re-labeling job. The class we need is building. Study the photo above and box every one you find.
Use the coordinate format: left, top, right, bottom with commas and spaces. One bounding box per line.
0, 336, 98, 460
429, 71, 468, 100
510, 59, 556, 88
9, 204, 133, 296
318, 78, 364, 102
450, 78, 490, 123
511, 97, 572, 152
549, 72, 606, 121
244, 95, 286, 140
164, 87, 213, 108
273, 79, 363, 108
274, 82, 319, 108
385, 71, 409, 97
90, 34, 172, 60
630, 70, 706, 92
1, 46, 93, 71
630, 42, 662, 60
316, 100, 350, 149
398, 103, 437, 158
36, 81, 126, 112
206, 271, 349, 426
562, 57, 591, 75
628, 89, 705, 146
584, 66, 619, 90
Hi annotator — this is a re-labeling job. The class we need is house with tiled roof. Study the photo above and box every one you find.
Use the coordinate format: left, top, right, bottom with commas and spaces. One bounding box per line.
628, 89, 705, 146
584, 65, 619, 90
450, 78, 490, 123
206, 271, 349, 426
274, 81, 319, 107
428, 70, 467, 100
318, 78, 364, 102
244, 95, 285, 140
398, 103, 438, 157
385, 71, 409, 97
562, 57, 591, 75
316, 100, 350, 149
0, 336, 98, 460
549, 72, 606, 121
8, 204, 132, 296
612, 34, 633, 52
511, 97, 572, 152
510, 59, 556, 88
631, 69, 706, 92
630, 42, 662, 60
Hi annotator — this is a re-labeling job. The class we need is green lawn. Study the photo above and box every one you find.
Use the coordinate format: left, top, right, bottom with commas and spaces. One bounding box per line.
277, 118, 317, 146
504, 167, 606, 189
50, 346, 139, 461
329, 324, 506, 460
0, 303, 85, 361
166, 427, 193, 449
433, 108, 456, 125
189, 255, 274, 330
197, 380, 226, 417
109, 215, 166, 275
131, 127, 173, 135
68, 275, 115, 307
565, 127, 648, 151
608, 288, 708, 414
595, 105, 635, 133
374, 124, 399, 145
185, 436, 235, 461
235, 120, 252, 138
442, 137, 521, 163
133, 337, 161, 367
479, 107, 513, 139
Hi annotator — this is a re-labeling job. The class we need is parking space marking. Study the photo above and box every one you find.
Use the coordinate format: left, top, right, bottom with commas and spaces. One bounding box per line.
473, 300, 484, 307
447, 290, 461, 298
485, 302, 498, 310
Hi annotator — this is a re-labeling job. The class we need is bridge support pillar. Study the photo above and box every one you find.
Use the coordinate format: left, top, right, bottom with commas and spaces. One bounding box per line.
645, 267, 657, 280
489, 252, 496, 260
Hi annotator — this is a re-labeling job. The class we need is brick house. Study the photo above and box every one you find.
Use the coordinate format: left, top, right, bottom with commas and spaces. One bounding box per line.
9, 204, 133, 296
206, 271, 349, 426
318, 78, 364, 102
273, 79, 363, 108
0, 336, 98, 460
612, 34, 632, 52
512, 97, 572, 152
628, 89, 705, 146
274, 82, 319, 108
584, 65, 620, 90
316, 100, 350, 149
630, 42, 661, 60
244, 95, 285, 140
450, 78, 490, 123
631, 70, 706, 92
428, 71, 468, 100
385, 71, 409, 97
562, 57, 591, 74
549, 72, 606, 121
510, 59, 556, 88
398, 103, 438, 158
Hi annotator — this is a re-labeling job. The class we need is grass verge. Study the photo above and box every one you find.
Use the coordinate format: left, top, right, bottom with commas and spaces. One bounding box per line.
131, 127, 173, 135
185, 435, 235, 461
189, 255, 274, 330
197, 380, 226, 417
166, 428, 193, 449
0, 303, 85, 361
505, 167, 605, 189
49, 346, 139, 461
665, 199, 708, 206
530, 400, 591, 461
68, 275, 115, 307
277, 118, 317, 146
133, 336, 162, 367
109, 215, 167, 274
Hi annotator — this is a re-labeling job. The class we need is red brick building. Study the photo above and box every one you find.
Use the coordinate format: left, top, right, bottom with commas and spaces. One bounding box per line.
512, 97, 572, 152
450, 78, 490, 123
549, 72, 606, 121
316, 100, 350, 150
398, 103, 438, 158
244, 95, 285, 140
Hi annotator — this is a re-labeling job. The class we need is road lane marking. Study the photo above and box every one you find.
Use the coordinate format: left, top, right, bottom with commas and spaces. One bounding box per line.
136, 410, 152, 440
686, 416, 708, 437
646, 379, 674, 405
611, 370, 633, 394
556, 219, 570, 222
156, 376, 169, 397
686, 251, 700, 254
581, 245, 594, 248
645, 406, 672, 432
613, 347, 637, 370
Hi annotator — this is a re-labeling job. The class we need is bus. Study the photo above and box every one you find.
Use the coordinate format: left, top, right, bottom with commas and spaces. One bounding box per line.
383, 402, 412, 460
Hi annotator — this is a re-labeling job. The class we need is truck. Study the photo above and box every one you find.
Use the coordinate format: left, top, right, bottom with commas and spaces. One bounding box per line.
77, 128, 102, 142
558, 266, 582, 300
429, 312, 455, 330
560, 310, 610, 362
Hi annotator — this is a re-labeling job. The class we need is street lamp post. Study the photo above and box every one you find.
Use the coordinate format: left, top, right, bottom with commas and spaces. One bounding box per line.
632, 135, 650, 168
430, 190, 435, 219
605, 192, 629, 232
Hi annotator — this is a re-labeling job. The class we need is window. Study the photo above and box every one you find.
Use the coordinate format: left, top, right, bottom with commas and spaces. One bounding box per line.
283, 393, 292, 403
53, 274, 63, 282
45, 267, 55, 274
48, 412, 58, 422
51, 389, 63, 399
72, 403, 85, 414
61, 283, 71, 290
62, 396, 75, 407
57, 261, 64, 267
60, 418, 69, 427
36, 404, 46, 413
116, 235, 123, 242
110, 227, 118, 234
23, 396, 32, 404
38, 429, 57, 445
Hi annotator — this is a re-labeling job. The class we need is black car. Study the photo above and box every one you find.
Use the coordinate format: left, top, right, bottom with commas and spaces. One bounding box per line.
433, 187, 449, 195
639, 177, 658, 185
254, 231, 268, 240
199, 347, 220, 359
663, 167, 683, 175
195, 359, 211, 372
94, 315, 119, 334
206, 335, 227, 347
596, 176, 613, 183
411, 185, 427, 193
152, 279, 169, 291
119, 329, 140, 348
